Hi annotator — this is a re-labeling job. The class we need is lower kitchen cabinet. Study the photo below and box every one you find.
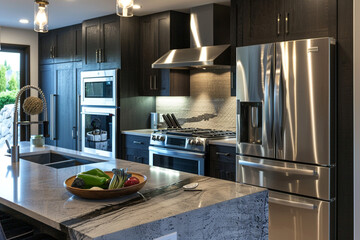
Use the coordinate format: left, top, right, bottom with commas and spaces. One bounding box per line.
208, 144, 236, 181
122, 134, 150, 164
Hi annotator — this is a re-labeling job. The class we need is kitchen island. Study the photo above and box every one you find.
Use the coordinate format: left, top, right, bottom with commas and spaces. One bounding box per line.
0, 142, 268, 240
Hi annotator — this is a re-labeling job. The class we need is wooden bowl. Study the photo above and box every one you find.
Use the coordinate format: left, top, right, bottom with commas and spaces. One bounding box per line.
64, 171, 147, 199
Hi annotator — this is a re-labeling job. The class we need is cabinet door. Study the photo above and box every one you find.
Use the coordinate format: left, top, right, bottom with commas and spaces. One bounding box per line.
54, 63, 76, 150
153, 13, 170, 95
39, 32, 56, 65
209, 145, 236, 181
140, 16, 156, 95
75, 62, 82, 150
74, 24, 82, 62
242, 0, 284, 45
54, 27, 74, 63
39, 65, 56, 146
99, 15, 121, 70
82, 18, 100, 70
284, 0, 337, 40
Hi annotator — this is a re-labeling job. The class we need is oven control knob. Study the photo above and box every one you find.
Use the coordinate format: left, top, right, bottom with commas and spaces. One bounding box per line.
156, 136, 162, 141
195, 139, 203, 145
152, 135, 157, 140
189, 139, 195, 145
159, 136, 165, 141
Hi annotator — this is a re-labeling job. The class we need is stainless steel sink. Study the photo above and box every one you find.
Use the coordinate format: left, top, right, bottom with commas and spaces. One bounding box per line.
19, 152, 103, 169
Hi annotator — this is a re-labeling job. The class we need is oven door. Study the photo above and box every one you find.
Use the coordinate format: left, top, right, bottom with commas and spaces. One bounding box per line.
81, 107, 117, 158
81, 69, 117, 106
149, 146, 205, 175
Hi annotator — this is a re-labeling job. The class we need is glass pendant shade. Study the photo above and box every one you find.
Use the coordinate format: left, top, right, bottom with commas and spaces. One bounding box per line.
34, 0, 49, 33
116, 0, 134, 17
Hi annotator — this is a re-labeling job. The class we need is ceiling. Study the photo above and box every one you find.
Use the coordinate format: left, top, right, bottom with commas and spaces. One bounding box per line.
0, 0, 229, 30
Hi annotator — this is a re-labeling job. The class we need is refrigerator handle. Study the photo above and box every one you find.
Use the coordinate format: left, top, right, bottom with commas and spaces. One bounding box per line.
264, 45, 273, 148
269, 197, 317, 210
274, 49, 283, 149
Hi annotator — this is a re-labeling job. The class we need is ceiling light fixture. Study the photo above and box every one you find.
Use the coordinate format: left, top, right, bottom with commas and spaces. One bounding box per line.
19, 19, 30, 24
133, 4, 141, 9
34, 0, 49, 33
116, 0, 134, 17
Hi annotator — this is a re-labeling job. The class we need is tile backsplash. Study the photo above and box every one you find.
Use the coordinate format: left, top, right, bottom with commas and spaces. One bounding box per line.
156, 69, 236, 131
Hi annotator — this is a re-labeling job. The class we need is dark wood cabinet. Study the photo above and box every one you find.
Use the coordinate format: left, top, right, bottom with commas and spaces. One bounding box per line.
140, 11, 190, 96
54, 63, 77, 150
82, 14, 121, 70
208, 144, 236, 182
39, 25, 82, 65
40, 62, 78, 150
39, 31, 56, 65
234, 0, 337, 47
122, 134, 150, 164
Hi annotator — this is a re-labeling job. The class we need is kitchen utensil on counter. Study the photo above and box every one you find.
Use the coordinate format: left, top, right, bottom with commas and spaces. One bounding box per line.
162, 114, 173, 128
171, 113, 182, 128
166, 114, 178, 128
64, 171, 147, 199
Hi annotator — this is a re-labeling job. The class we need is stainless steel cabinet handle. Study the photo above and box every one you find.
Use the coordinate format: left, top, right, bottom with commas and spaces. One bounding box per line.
99, 49, 103, 63
133, 141, 144, 145
277, 13, 281, 35
72, 126, 76, 139
216, 152, 230, 156
238, 160, 318, 176
153, 75, 157, 90
269, 197, 317, 210
77, 95, 81, 150
50, 94, 57, 140
50, 47, 53, 59
231, 71, 235, 89
149, 75, 153, 90
285, 13, 289, 34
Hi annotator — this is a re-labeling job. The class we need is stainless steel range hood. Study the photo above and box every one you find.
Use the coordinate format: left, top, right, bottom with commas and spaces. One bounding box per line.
152, 4, 230, 70
152, 44, 230, 69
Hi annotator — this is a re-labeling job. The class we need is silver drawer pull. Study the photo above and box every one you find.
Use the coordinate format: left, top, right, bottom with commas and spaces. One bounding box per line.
269, 197, 317, 210
216, 152, 230, 156
238, 160, 318, 177
133, 141, 143, 145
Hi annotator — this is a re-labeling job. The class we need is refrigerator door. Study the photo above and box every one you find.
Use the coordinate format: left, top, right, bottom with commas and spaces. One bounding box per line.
269, 191, 334, 240
236, 155, 335, 200
274, 38, 336, 166
236, 43, 275, 158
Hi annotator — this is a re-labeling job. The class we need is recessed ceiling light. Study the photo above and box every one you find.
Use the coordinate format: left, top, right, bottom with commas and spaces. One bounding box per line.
133, 4, 141, 9
19, 19, 30, 24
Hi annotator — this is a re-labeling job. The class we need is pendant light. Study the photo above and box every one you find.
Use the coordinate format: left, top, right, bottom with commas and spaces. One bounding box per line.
34, 0, 49, 33
116, 0, 134, 17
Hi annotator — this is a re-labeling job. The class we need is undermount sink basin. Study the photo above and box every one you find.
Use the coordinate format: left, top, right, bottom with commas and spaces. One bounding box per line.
20, 152, 103, 169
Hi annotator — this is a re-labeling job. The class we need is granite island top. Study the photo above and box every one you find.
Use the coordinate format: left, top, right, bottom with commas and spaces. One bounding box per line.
0, 142, 268, 240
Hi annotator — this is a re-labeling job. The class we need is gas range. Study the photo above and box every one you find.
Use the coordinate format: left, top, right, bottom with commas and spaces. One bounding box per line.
150, 128, 236, 153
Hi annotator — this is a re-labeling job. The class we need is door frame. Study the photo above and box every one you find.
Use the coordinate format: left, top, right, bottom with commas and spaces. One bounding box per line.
0, 43, 31, 141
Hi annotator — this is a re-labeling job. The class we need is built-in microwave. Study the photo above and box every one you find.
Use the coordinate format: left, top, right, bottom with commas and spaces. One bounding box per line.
81, 69, 118, 106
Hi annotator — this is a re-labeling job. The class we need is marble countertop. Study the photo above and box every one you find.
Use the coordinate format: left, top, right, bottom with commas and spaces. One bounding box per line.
0, 142, 266, 239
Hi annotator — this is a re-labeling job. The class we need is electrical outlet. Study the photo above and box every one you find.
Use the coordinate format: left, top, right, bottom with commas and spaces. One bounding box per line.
154, 232, 177, 240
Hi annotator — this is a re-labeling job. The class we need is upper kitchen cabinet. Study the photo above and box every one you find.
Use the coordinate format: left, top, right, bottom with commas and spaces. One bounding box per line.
82, 14, 121, 70
140, 11, 190, 96
39, 24, 82, 65
234, 0, 337, 46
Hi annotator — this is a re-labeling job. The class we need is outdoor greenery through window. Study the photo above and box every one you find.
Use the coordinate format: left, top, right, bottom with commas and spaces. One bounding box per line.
0, 52, 20, 152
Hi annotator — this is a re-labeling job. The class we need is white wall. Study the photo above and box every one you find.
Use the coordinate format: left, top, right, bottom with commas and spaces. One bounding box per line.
354, 0, 360, 238
0, 27, 39, 134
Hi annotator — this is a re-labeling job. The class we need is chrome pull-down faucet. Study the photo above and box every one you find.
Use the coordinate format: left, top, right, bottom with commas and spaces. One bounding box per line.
11, 85, 49, 162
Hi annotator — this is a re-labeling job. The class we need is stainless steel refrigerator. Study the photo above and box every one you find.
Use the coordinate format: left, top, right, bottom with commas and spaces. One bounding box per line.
236, 37, 336, 240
